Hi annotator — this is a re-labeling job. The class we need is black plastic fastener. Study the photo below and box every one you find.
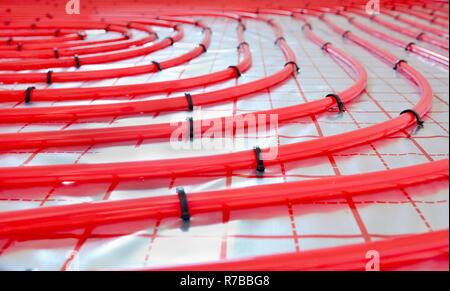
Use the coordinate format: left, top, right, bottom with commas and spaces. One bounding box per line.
342, 30, 351, 38
54, 29, 61, 37
74, 54, 81, 68
16, 43, 23, 51
254, 147, 265, 174
285, 61, 300, 73
188, 117, 194, 141
123, 32, 131, 40
326, 93, 346, 113
400, 109, 424, 127
25, 87, 35, 104
416, 32, 425, 41
166, 37, 174, 46
176, 188, 191, 222
46, 70, 53, 85
228, 65, 242, 77
185, 93, 194, 111
321, 42, 332, 51
152, 61, 162, 71
237, 42, 249, 50
405, 42, 415, 51
77, 32, 86, 40
275, 37, 286, 45
198, 43, 207, 53
393, 59, 407, 70
302, 23, 312, 31
53, 48, 59, 59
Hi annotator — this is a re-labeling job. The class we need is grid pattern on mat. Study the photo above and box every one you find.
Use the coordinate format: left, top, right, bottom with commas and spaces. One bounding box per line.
0, 10, 448, 270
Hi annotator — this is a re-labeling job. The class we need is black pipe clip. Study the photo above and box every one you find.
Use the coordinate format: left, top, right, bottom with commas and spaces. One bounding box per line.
25, 87, 36, 104
326, 93, 346, 113
176, 188, 191, 222
185, 93, 194, 111
285, 61, 300, 74
238, 22, 246, 31
53, 48, 60, 59
342, 30, 351, 39
74, 54, 81, 68
188, 117, 194, 141
416, 32, 425, 41
405, 42, 415, 51
228, 65, 242, 77
275, 37, 286, 45
152, 61, 162, 71
254, 147, 265, 175
400, 109, 424, 127
237, 42, 249, 50
46, 70, 53, 85
321, 42, 332, 51
198, 43, 207, 53
393, 59, 407, 70
166, 37, 175, 46
302, 23, 312, 31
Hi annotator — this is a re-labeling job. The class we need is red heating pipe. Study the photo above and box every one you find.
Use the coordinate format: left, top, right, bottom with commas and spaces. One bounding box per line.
337, 11, 449, 67
344, 7, 448, 51
0, 23, 155, 59
0, 159, 446, 239
395, 2, 450, 20
0, 10, 433, 188
0, 28, 128, 50
380, 8, 449, 38
0, 19, 217, 84
0, 18, 258, 99
150, 230, 449, 271
390, 3, 449, 28
348, 2, 449, 38
0, 28, 76, 37
0, 20, 367, 150
0, 17, 294, 122
0, 22, 182, 71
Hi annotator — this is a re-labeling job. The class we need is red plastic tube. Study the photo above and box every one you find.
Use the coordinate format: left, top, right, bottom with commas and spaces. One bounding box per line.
381, 8, 449, 38
0, 22, 367, 150
344, 7, 448, 51
0, 18, 292, 122
0, 23, 155, 59
338, 11, 449, 67
395, 2, 449, 21
0, 10, 431, 188
0, 159, 446, 239
150, 230, 449, 271
0, 28, 75, 37
0, 29, 128, 50
390, 4, 449, 28
0, 19, 210, 84
0, 22, 183, 72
